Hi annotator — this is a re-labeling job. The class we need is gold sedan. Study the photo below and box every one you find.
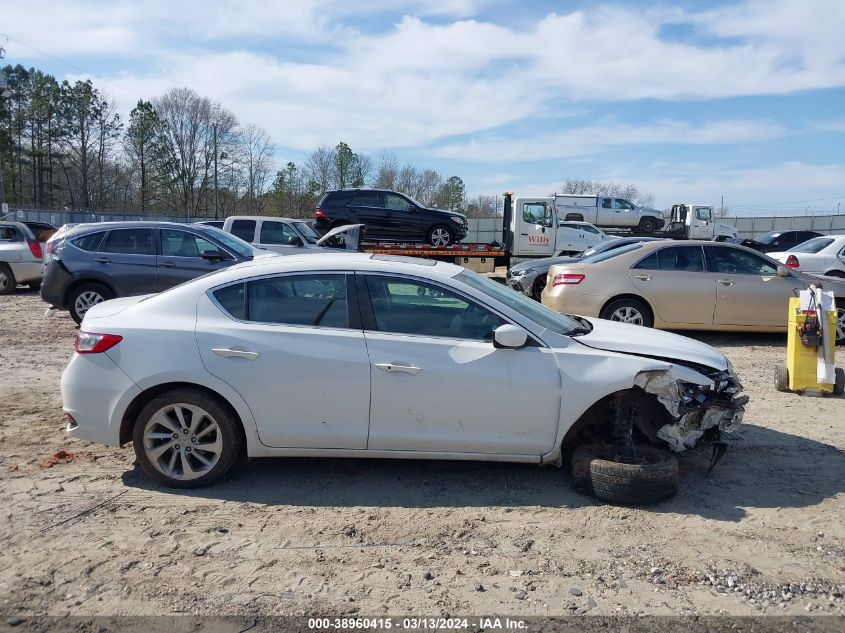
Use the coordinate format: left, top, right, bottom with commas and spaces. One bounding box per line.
541, 240, 845, 342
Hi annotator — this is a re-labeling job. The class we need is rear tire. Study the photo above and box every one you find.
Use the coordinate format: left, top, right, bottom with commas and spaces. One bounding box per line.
836, 301, 845, 345
600, 297, 653, 328
0, 263, 17, 295
775, 365, 789, 392
132, 388, 243, 488
426, 224, 454, 247
834, 368, 845, 397
68, 282, 114, 324
638, 217, 659, 233
571, 444, 679, 505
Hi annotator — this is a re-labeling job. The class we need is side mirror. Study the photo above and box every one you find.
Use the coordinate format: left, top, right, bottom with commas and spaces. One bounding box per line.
288, 235, 304, 246
493, 324, 529, 349
776, 265, 789, 278
201, 249, 228, 262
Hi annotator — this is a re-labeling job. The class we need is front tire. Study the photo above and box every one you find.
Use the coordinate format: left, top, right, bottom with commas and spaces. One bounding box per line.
531, 276, 546, 301
133, 389, 243, 488
600, 297, 653, 328
68, 282, 114, 324
426, 224, 454, 247
0, 263, 17, 295
571, 444, 679, 505
775, 365, 789, 392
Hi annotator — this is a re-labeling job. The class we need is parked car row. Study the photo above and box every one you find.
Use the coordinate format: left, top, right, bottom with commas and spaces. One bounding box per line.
539, 240, 845, 344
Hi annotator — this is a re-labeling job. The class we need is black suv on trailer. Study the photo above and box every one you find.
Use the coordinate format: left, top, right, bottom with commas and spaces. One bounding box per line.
314, 189, 468, 246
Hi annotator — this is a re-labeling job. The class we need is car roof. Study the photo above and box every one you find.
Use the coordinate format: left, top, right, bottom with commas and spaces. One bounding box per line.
59, 221, 220, 238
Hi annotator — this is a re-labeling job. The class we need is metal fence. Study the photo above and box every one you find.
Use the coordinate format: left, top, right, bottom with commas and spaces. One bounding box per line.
5, 206, 845, 242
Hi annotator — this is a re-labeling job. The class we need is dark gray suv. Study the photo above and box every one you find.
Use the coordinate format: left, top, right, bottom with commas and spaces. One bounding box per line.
41, 222, 266, 323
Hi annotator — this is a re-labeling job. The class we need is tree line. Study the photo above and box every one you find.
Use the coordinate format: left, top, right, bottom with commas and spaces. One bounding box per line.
0, 64, 480, 219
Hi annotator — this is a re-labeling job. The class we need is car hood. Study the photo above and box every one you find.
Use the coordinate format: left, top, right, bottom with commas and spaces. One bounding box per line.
576, 317, 728, 371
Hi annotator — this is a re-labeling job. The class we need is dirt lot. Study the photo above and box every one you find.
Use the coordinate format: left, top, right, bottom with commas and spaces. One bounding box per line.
0, 289, 844, 618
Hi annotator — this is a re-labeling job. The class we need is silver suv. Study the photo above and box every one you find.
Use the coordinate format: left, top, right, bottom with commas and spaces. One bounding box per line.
0, 221, 43, 294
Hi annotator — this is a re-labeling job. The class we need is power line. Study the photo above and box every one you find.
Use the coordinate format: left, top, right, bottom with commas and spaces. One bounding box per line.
0, 31, 146, 99
730, 195, 845, 208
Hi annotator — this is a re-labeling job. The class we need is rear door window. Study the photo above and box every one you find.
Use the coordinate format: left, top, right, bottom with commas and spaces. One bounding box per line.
71, 232, 106, 252
230, 220, 257, 242
656, 246, 705, 272
247, 274, 350, 328
102, 229, 153, 255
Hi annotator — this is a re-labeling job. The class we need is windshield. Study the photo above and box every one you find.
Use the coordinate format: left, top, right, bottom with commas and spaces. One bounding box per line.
787, 237, 833, 254
457, 270, 583, 336
202, 226, 261, 259
753, 231, 780, 244
294, 221, 320, 244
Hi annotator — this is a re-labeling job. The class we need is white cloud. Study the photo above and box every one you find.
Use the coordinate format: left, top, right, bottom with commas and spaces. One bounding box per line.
433, 119, 786, 162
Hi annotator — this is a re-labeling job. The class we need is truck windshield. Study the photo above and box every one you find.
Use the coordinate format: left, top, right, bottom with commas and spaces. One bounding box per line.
294, 222, 320, 244
456, 270, 583, 336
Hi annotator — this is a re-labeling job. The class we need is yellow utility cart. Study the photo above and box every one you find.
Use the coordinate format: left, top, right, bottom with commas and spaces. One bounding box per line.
775, 293, 844, 395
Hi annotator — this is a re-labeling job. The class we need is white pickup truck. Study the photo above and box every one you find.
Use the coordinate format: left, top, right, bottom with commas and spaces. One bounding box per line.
554, 195, 665, 233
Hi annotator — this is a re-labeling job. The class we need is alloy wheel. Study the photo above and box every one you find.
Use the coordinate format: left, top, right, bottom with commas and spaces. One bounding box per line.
0, 271, 9, 292
430, 228, 452, 246
74, 291, 104, 318
143, 403, 223, 481
610, 306, 644, 325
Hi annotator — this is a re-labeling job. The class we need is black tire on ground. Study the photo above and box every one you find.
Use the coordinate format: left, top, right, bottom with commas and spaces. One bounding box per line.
68, 282, 114, 324
774, 365, 789, 392
28, 282, 42, 291
426, 224, 454, 247
571, 444, 679, 505
132, 388, 243, 489
600, 297, 653, 328
638, 217, 659, 233
0, 263, 17, 295
834, 368, 845, 397
531, 276, 547, 301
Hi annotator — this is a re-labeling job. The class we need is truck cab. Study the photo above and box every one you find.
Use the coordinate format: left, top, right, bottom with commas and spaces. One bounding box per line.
509, 197, 614, 264
667, 204, 738, 241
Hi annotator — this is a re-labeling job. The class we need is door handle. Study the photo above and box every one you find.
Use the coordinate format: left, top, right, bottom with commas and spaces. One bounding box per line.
716, 279, 735, 286
159, 262, 175, 268
212, 348, 261, 361
373, 363, 422, 375
94, 257, 111, 264
633, 274, 651, 281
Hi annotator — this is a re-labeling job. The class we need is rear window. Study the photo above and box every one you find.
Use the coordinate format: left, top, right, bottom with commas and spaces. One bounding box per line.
230, 220, 257, 242
580, 242, 643, 264
103, 229, 153, 255
788, 237, 833, 254
213, 283, 246, 320
324, 191, 354, 207
71, 231, 106, 252
0, 227, 21, 241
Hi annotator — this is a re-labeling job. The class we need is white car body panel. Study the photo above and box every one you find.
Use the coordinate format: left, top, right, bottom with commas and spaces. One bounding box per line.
61, 253, 741, 467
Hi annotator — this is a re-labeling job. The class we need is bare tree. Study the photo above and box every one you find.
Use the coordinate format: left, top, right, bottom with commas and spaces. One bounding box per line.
239, 123, 275, 214
305, 145, 336, 193
373, 152, 399, 190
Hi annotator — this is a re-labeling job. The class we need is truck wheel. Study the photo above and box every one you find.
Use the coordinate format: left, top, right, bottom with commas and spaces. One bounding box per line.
774, 365, 789, 392
638, 217, 659, 233
68, 282, 114, 324
833, 368, 845, 396
427, 225, 454, 247
600, 298, 653, 328
571, 444, 679, 505
0, 263, 17, 295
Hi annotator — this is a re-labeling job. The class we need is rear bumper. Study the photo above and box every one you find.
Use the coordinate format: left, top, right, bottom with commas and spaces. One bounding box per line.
9, 261, 43, 284
541, 289, 606, 316
40, 261, 73, 308
61, 352, 141, 447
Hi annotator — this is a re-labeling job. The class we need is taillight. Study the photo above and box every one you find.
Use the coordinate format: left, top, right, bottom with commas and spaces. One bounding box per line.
75, 332, 123, 354
785, 255, 799, 269
552, 273, 585, 286
315, 208, 327, 219
28, 240, 42, 259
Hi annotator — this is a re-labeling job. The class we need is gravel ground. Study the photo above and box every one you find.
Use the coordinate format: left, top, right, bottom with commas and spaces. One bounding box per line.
0, 289, 844, 618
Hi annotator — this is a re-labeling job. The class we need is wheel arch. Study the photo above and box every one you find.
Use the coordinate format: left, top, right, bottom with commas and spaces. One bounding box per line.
119, 382, 249, 455
65, 276, 118, 304
599, 293, 656, 324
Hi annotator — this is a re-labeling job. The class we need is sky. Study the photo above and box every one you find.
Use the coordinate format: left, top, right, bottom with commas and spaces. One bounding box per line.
3, 0, 845, 214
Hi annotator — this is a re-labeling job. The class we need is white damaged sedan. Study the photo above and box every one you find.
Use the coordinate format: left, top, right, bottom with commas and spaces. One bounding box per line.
61, 254, 747, 504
